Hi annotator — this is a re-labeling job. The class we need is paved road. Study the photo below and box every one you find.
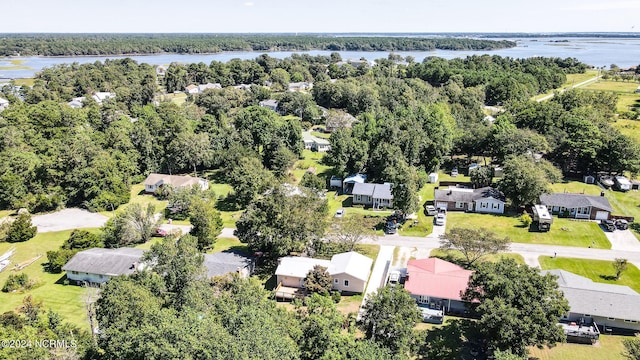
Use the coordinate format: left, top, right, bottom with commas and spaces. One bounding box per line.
536, 75, 601, 102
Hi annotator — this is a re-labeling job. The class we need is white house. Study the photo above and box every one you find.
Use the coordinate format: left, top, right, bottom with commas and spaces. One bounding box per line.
67, 97, 86, 108
543, 270, 640, 331
0, 97, 9, 112
275, 251, 373, 294
434, 186, 505, 214
302, 132, 331, 152
143, 173, 209, 194
288, 81, 313, 92
185, 84, 199, 94
198, 83, 222, 93
352, 182, 394, 209
92, 92, 116, 104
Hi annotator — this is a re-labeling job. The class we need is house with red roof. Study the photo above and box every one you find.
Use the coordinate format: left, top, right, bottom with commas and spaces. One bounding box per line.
404, 258, 473, 315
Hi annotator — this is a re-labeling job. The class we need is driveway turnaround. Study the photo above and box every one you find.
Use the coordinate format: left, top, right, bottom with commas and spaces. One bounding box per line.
602, 228, 640, 252
32, 208, 109, 232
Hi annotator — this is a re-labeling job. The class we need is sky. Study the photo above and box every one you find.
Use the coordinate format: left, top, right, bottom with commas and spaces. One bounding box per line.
1, 0, 639, 33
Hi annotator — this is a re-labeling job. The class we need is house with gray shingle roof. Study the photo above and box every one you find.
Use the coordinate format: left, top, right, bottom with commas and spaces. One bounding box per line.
62, 248, 255, 284
543, 269, 640, 331
143, 173, 209, 194
539, 193, 612, 220
352, 182, 393, 209
434, 186, 505, 214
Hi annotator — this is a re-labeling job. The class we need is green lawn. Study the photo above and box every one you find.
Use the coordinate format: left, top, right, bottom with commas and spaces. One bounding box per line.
528, 334, 632, 360
548, 181, 604, 197
539, 257, 640, 294
429, 249, 525, 265
581, 80, 640, 93
100, 183, 169, 218
614, 118, 640, 143
445, 213, 610, 249
532, 70, 599, 101
0, 230, 99, 330
398, 181, 436, 237
208, 237, 248, 254
616, 94, 640, 114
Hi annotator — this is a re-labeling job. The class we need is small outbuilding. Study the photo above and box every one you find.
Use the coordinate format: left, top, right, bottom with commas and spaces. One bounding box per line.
428, 173, 438, 184
583, 174, 595, 184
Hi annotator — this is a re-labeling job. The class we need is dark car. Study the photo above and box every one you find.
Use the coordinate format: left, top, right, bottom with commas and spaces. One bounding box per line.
601, 219, 616, 232
615, 219, 629, 230
385, 221, 398, 234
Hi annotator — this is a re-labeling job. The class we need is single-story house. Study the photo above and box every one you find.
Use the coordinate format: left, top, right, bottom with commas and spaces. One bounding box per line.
302, 132, 331, 152
342, 174, 367, 194
198, 83, 222, 93
539, 193, 612, 220
143, 173, 209, 194
404, 258, 473, 314
185, 84, 199, 94
434, 186, 505, 214
0, 97, 9, 111
543, 270, 640, 331
62, 248, 255, 284
67, 97, 85, 109
275, 251, 373, 294
288, 81, 313, 92
352, 182, 394, 209
233, 84, 252, 90
259, 99, 280, 112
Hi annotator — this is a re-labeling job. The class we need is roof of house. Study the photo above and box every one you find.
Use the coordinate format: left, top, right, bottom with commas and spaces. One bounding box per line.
62, 247, 253, 279
143, 173, 204, 188
92, 92, 115, 103
372, 183, 393, 200
185, 84, 198, 91
0, 97, 9, 105
198, 83, 222, 92
434, 186, 505, 204
404, 258, 473, 301
343, 174, 367, 184
259, 99, 279, 107
202, 251, 254, 278
329, 251, 373, 282
275, 251, 372, 281
543, 270, 640, 321
539, 193, 613, 212
275, 256, 332, 279
62, 248, 144, 276
352, 182, 377, 196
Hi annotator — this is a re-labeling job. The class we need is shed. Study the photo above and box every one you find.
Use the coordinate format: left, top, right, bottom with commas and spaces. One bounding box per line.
330, 176, 342, 188
428, 173, 438, 184
583, 174, 595, 184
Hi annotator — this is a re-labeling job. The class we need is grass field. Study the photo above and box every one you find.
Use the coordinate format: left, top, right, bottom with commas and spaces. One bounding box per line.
12, 78, 35, 87
539, 257, 640, 293
616, 94, 640, 114
445, 212, 611, 249
548, 181, 604, 197
208, 237, 248, 254
528, 334, 632, 360
0, 230, 99, 330
613, 119, 640, 144
581, 80, 640, 93
532, 70, 599, 101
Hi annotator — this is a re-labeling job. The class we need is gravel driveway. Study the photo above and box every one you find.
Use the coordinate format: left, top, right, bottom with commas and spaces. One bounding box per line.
32, 208, 109, 232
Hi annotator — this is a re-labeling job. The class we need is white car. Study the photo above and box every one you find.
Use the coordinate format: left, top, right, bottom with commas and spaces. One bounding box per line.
435, 213, 446, 226
425, 205, 437, 216
389, 271, 401, 285
335, 209, 344, 218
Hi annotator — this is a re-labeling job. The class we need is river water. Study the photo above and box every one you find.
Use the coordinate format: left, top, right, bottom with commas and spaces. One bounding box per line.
0, 37, 639, 80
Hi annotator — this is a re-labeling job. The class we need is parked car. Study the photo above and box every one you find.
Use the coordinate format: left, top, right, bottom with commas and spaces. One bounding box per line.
601, 219, 616, 232
388, 270, 400, 285
435, 213, 446, 226
615, 219, 629, 230
335, 209, 344, 218
385, 221, 398, 234
425, 205, 437, 216
451, 167, 459, 177
153, 228, 168, 237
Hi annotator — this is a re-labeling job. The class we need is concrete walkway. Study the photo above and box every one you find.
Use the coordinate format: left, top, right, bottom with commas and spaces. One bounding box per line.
357, 245, 395, 319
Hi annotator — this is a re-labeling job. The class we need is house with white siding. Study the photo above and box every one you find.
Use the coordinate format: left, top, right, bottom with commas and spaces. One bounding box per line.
434, 186, 505, 214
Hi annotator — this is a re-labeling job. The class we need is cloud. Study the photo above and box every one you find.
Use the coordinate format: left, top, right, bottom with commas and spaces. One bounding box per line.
244, 2, 254, 6
561, 1, 640, 11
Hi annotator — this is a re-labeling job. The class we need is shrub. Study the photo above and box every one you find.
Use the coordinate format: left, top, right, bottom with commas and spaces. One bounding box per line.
520, 212, 533, 227
5, 213, 37, 243
2, 273, 32, 292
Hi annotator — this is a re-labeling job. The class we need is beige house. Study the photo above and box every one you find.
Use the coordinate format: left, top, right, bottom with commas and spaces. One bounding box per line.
275, 251, 373, 294
143, 173, 209, 194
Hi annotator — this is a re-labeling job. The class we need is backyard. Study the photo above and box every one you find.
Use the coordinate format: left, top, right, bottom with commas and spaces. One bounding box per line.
445, 212, 611, 249
539, 256, 640, 294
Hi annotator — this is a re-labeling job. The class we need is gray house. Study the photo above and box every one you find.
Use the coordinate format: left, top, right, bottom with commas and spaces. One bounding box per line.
434, 186, 505, 214
62, 248, 255, 284
543, 270, 640, 331
352, 182, 394, 209
539, 193, 612, 220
